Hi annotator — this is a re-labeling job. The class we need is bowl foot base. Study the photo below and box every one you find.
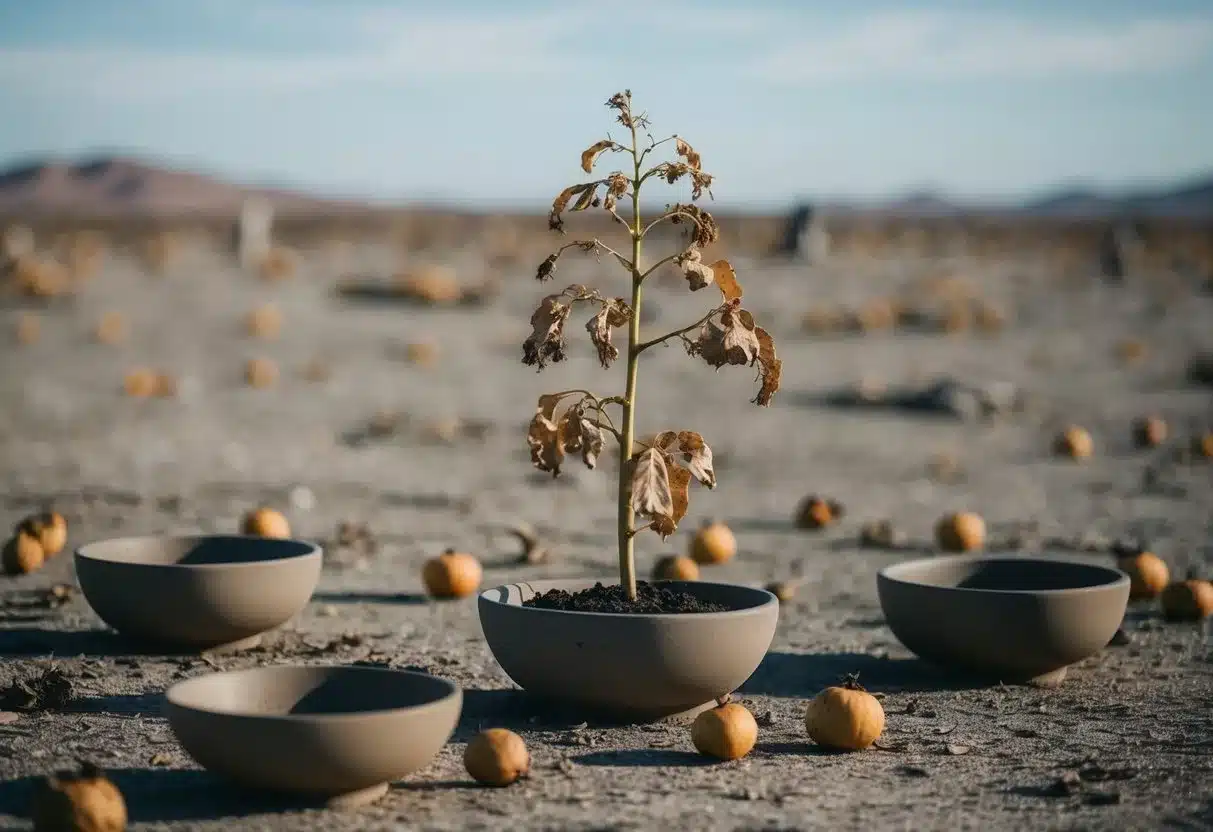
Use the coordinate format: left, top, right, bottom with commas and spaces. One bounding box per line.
1025, 666, 1068, 688
325, 782, 389, 809
199, 634, 264, 655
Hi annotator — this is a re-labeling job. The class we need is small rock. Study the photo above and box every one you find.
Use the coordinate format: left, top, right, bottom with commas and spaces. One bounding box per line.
288, 485, 316, 511
945, 744, 970, 755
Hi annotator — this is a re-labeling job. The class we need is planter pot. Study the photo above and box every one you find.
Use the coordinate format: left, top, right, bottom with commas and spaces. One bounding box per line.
878, 554, 1130, 686
478, 579, 778, 722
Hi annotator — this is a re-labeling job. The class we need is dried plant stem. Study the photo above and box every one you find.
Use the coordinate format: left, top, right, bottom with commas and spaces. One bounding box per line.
617, 122, 645, 602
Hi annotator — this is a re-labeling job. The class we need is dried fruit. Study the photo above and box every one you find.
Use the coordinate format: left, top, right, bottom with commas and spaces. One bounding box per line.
245, 304, 281, 339
859, 519, 902, 549
935, 512, 985, 553
123, 368, 158, 398
403, 341, 439, 367
689, 520, 736, 565
464, 728, 529, 786
422, 548, 482, 599
19, 512, 67, 558
1191, 432, 1213, 459
257, 246, 296, 281
652, 554, 699, 581
94, 312, 127, 345
1131, 416, 1168, 449
245, 358, 278, 389
795, 496, 842, 530
241, 507, 291, 539
1117, 551, 1169, 600
692, 702, 758, 761
1054, 426, 1093, 460
30, 760, 127, 832
805, 675, 885, 751
3, 531, 44, 576
1160, 579, 1213, 621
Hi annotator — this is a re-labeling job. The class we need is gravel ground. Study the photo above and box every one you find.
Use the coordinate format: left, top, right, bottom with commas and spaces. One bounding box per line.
0, 230, 1211, 831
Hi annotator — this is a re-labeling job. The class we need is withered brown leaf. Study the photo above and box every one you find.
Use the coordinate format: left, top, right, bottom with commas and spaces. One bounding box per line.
675, 430, 716, 488
650, 465, 690, 539
709, 259, 742, 302
581, 140, 614, 174
690, 304, 760, 368
585, 298, 631, 369
522, 294, 571, 369
679, 249, 715, 292
753, 327, 782, 406
668, 204, 719, 248
527, 393, 566, 475
675, 137, 702, 170
550, 184, 592, 231
579, 414, 604, 469
630, 447, 673, 521
572, 183, 599, 212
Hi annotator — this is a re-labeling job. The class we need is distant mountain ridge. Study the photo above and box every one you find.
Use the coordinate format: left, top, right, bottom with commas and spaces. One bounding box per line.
1, 155, 1211, 219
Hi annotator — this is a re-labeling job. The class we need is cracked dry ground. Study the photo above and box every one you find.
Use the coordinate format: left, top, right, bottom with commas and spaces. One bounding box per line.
0, 239, 1210, 831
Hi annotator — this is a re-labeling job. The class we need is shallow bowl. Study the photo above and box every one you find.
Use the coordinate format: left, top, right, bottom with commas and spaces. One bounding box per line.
877, 554, 1130, 685
478, 579, 778, 722
75, 535, 321, 651
165, 665, 461, 805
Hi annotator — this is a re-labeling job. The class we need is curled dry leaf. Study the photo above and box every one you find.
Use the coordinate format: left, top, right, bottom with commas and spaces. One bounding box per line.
752, 327, 782, 406
522, 295, 571, 369
650, 465, 691, 540
558, 403, 605, 470
604, 173, 629, 211
691, 304, 761, 368
630, 448, 673, 522
675, 137, 702, 170
581, 140, 615, 174
668, 204, 720, 248
527, 394, 565, 476
672, 430, 716, 488
586, 298, 632, 369
550, 184, 595, 232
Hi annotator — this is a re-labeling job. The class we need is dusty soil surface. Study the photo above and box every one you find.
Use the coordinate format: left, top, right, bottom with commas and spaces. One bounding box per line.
0, 232, 1211, 831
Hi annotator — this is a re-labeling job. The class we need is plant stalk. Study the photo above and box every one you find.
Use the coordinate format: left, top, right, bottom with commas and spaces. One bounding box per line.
617, 120, 644, 602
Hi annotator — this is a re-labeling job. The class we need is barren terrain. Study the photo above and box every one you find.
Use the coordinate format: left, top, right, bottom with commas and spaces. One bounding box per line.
0, 219, 1211, 831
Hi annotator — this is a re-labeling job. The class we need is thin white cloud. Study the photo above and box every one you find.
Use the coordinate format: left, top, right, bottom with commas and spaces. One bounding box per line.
750, 11, 1213, 83
0, 5, 1210, 101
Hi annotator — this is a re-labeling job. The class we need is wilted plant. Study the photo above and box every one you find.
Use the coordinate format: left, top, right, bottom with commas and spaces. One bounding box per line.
522, 91, 782, 601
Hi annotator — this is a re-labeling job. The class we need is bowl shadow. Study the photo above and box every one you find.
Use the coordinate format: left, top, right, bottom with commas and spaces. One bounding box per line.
0, 627, 185, 658
0, 768, 309, 822
739, 651, 991, 697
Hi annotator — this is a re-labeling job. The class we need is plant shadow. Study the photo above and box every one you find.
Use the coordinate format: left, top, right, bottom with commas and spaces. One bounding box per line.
454, 689, 589, 739
0, 627, 181, 658
0, 769, 312, 822
572, 749, 713, 768
755, 741, 835, 757
740, 651, 991, 697
310, 591, 429, 607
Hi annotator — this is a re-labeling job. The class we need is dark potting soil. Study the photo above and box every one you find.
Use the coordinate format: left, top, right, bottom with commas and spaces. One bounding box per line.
522, 581, 728, 614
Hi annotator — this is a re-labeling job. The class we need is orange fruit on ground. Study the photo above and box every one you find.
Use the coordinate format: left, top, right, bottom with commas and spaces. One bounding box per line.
689, 520, 736, 565
3, 530, 44, 575
241, 507, 291, 539
1117, 552, 1169, 600
652, 554, 700, 581
464, 728, 529, 786
692, 702, 758, 761
935, 512, 985, 553
422, 549, 482, 599
1054, 426, 1093, 460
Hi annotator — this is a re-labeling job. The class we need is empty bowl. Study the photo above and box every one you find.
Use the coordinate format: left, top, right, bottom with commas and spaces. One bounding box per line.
165, 665, 462, 805
75, 535, 321, 651
877, 554, 1130, 685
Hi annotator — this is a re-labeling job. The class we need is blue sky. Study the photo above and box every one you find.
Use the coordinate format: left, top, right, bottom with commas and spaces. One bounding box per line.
1, 0, 1211, 208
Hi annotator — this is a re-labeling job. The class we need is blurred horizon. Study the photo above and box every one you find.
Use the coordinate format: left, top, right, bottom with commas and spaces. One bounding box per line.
2, 0, 1211, 210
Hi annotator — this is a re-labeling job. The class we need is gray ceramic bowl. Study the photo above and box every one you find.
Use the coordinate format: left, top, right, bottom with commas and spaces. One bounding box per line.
479, 579, 778, 722
166, 665, 461, 806
75, 535, 321, 651
877, 555, 1130, 685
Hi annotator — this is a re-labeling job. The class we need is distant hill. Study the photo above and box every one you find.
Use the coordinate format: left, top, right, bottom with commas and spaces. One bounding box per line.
0, 155, 1211, 219
0, 156, 364, 217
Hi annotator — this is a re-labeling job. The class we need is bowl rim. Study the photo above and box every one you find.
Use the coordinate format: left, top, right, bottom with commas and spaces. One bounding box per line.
878, 553, 1130, 595
75, 534, 321, 570
478, 578, 778, 620
165, 665, 461, 723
